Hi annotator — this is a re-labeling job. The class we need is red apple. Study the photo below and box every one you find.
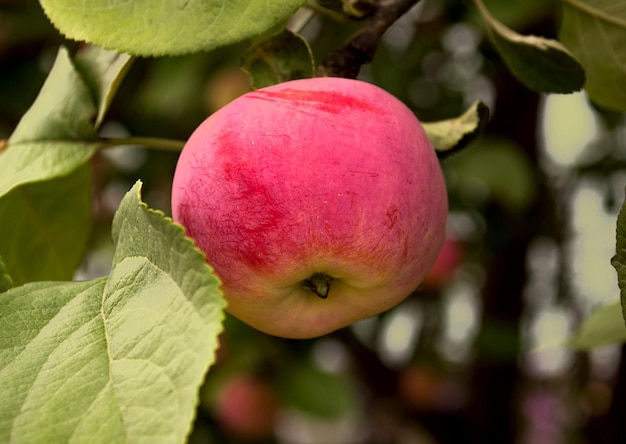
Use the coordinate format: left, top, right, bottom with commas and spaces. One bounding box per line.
422, 237, 463, 289
214, 374, 279, 440
172, 77, 447, 338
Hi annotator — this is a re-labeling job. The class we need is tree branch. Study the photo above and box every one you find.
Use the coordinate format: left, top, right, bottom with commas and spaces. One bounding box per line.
320, 0, 421, 78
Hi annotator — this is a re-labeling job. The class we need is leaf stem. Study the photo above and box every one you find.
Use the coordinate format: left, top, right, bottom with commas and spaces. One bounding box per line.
101, 136, 186, 152
304, 1, 355, 23
472, 0, 493, 23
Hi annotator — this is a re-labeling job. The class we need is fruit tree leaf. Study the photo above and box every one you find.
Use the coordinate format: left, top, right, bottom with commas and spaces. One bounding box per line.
0, 44, 131, 284
448, 137, 538, 212
0, 46, 102, 197
74, 45, 134, 128
560, 0, 626, 111
0, 166, 92, 287
242, 29, 315, 89
0, 46, 109, 284
570, 302, 626, 349
38, 0, 306, 57
0, 255, 12, 293
280, 362, 357, 419
612, 190, 626, 323
474, 0, 585, 93
0, 181, 225, 443
423, 101, 489, 158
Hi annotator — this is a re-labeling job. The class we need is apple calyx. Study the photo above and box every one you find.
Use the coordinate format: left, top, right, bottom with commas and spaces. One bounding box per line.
303, 273, 334, 299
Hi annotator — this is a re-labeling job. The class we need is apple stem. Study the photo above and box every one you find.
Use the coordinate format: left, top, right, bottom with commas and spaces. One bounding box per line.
303, 273, 334, 299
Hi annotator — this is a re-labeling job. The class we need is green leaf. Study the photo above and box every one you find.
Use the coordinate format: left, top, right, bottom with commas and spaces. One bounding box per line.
447, 137, 538, 212
280, 362, 357, 419
0, 44, 132, 284
612, 189, 626, 324
0, 255, 12, 293
560, 0, 626, 111
0, 166, 92, 286
0, 46, 110, 284
570, 302, 626, 349
39, 0, 306, 57
423, 101, 489, 158
0, 181, 225, 443
0, 46, 101, 197
73, 45, 134, 128
472, 0, 552, 29
242, 29, 315, 89
474, 0, 585, 93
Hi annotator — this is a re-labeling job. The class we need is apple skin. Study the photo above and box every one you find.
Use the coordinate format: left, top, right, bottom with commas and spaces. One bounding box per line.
171, 77, 447, 339
422, 237, 463, 289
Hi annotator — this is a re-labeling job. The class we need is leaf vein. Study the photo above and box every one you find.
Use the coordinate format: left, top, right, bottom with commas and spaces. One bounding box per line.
564, 0, 626, 28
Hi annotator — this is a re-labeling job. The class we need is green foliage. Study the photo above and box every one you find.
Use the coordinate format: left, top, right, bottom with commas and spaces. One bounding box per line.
0, 46, 121, 284
0, 182, 225, 443
0, 166, 92, 286
242, 29, 316, 89
475, 0, 585, 93
423, 101, 489, 157
612, 188, 626, 323
477, 0, 551, 28
39, 0, 306, 57
570, 302, 626, 348
1, 47, 100, 196
280, 362, 357, 419
0, 44, 132, 285
0, 255, 12, 293
560, 0, 626, 111
73, 46, 134, 128
446, 138, 538, 212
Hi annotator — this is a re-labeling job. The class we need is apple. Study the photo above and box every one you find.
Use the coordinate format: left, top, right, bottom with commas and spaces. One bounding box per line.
214, 374, 279, 440
422, 237, 463, 289
171, 77, 447, 338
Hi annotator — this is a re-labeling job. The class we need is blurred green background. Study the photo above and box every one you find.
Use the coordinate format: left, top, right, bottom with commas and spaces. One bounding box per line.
1, 0, 625, 443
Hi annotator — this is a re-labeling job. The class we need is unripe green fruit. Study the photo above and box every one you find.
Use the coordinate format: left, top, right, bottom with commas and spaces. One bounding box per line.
172, 77, 447, 338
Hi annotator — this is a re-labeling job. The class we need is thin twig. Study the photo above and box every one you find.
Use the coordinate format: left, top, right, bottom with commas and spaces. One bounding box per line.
320, 0, 422, 78
101, 136, 186, 152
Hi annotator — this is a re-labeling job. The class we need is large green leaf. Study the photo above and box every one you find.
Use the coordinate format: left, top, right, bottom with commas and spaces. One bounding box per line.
0, 182, 225, 443
560, 0, 626, 111
612, 190, 626, 324
39, 0, 306, 57
474, 0, 585, 93
0, 166, 92, 287
570, 302, 626, 349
